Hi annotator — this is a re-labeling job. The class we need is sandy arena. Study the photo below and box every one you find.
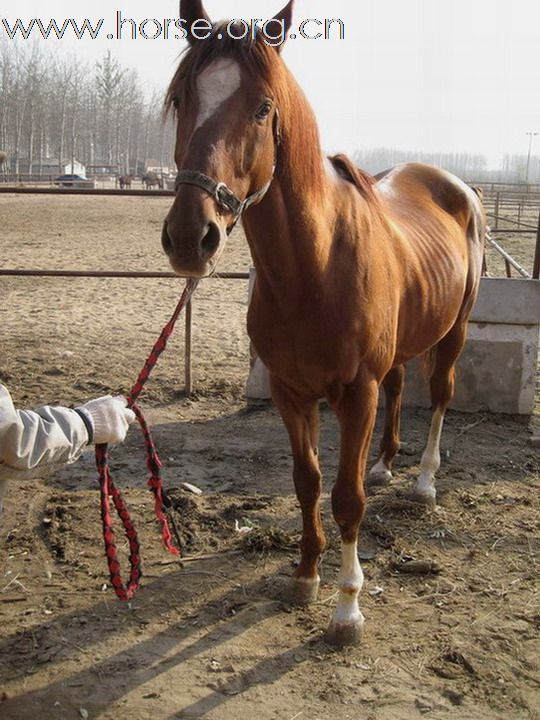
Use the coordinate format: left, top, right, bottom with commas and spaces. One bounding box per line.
0, 193, 539, 720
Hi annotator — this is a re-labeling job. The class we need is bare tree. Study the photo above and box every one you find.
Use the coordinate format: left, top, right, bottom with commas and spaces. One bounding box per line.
0, 42, 178, 179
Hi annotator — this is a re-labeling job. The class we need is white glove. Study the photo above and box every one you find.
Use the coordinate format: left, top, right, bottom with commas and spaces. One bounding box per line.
76, 396, 136, 445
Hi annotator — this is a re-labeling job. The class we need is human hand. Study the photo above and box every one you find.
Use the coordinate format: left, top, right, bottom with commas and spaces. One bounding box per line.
77, 396, 136, 445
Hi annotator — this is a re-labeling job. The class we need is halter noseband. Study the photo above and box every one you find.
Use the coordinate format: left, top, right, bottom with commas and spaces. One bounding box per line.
174, 110, 281, 230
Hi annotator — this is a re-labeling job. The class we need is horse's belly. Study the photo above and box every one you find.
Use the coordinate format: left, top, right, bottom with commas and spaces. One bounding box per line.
394, 279, 468, 363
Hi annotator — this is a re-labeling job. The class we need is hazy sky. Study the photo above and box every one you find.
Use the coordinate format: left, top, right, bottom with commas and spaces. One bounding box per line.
5, 0, 540, 166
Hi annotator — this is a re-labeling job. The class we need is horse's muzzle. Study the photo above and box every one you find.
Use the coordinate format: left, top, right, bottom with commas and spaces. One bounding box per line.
162, 218, 224, 278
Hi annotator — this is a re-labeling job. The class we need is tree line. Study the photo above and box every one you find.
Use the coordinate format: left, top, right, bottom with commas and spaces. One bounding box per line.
0, 41, 175, 177
353, 147, 540, 185
0, 40, 538, 184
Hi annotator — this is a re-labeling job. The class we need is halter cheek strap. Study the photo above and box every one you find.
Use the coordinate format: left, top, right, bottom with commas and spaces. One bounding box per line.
174, 109, 281, 229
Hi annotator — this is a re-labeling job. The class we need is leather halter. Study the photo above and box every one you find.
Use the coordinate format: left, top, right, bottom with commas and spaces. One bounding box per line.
174, 110, 281, 230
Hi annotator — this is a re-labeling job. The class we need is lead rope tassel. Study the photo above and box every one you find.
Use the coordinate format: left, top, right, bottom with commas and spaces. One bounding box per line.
95, 279, 199, 601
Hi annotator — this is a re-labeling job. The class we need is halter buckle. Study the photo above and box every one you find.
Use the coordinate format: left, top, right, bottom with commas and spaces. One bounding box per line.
214, 182, 240, 214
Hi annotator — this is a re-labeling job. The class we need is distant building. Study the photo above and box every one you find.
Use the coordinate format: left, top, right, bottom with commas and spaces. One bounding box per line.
145, 160, 171, 176
86, 164, 120, 178
9, 158, 86, 177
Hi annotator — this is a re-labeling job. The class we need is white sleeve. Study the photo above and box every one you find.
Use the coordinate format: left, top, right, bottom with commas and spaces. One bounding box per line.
0, 385, 91, 481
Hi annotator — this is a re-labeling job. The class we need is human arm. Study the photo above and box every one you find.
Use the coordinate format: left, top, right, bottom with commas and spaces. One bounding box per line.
0, 385, 134, 482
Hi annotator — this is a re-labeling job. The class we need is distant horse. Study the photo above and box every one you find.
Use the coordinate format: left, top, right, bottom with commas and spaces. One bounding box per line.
142, 172, 164, 190
162, 0, 485, 646
118, 175, 133, 190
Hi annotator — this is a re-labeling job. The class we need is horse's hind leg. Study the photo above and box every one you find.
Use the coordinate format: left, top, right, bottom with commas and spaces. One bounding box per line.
412, 320, 468, 508
367, 365, 405, 489
271, 378, 325, 605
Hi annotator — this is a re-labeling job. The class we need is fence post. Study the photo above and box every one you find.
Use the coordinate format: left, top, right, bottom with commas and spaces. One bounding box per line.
185, 298, 193, 396
534, 210, 540, 280
494, 193, 500, 229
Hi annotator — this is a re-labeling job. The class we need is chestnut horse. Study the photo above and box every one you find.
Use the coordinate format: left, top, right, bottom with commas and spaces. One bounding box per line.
162, 0, 485, 645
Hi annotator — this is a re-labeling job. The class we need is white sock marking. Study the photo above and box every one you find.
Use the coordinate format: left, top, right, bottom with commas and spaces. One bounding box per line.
331, 541, 365, 627
415, 408, 445, 498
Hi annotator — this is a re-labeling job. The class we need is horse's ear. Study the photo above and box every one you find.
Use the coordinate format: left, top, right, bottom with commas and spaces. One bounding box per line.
272, 0, 294, 52
180, 0, 211, 45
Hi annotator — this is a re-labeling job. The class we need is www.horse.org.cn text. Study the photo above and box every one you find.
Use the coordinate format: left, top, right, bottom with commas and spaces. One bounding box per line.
1, 14, 346, 46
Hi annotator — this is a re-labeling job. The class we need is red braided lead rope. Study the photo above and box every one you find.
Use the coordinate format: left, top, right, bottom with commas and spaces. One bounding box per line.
95, 279, 198, 601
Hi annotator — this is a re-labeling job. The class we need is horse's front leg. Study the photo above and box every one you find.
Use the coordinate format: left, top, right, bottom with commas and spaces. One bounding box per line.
271, 378, 325, 605
327, 374, 379, 646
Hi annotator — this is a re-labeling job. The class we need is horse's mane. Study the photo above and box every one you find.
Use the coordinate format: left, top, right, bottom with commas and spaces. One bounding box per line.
328, 154, 377, 201
165, 24, 326, 199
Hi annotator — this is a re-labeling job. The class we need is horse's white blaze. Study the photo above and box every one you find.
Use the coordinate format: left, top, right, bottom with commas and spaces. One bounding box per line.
195, 59, 242, 131
415, 408, 445, 499
331, 541, 365, 626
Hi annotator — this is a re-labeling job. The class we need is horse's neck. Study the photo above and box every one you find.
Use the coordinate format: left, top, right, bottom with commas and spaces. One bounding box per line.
243, 158, 337, 299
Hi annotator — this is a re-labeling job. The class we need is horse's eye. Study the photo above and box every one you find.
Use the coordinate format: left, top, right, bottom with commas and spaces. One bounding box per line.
172, 96, 180, 111
255, 101, 272, 121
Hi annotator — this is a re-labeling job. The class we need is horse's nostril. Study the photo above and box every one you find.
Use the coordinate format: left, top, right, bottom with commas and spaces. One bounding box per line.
161, 221, 173, 255
200, 222, 221, 259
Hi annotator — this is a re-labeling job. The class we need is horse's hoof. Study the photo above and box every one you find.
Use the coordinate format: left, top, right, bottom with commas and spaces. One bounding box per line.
290, 577, 320, 605
325, 617, 365, 647
366, 466, 393, 489
409, 487, 437, 509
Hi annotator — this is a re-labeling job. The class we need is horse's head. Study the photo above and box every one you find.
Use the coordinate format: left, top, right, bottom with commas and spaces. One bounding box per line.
162, 0, 294, 278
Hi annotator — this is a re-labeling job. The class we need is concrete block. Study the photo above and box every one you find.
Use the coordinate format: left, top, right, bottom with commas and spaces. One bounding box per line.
246, 357, 272, 399
402, 322, 540, 414
246, 276, 540, 416
471, 277, 540, 325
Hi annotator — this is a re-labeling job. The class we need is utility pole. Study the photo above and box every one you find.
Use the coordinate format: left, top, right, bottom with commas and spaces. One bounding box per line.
525, 131, 538, 184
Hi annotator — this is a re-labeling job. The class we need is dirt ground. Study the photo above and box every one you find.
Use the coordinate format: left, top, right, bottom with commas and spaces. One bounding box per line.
0, 194, 539, 720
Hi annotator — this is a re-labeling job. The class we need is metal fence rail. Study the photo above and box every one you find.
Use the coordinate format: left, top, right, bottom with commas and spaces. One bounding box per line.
0, 186, 174, 198
0, 268, 251, 395
0, 269, 249, 280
